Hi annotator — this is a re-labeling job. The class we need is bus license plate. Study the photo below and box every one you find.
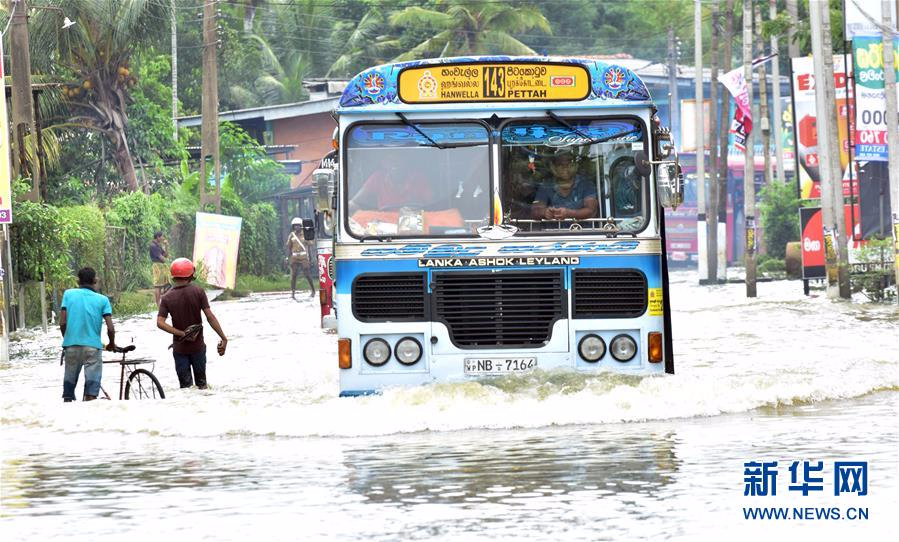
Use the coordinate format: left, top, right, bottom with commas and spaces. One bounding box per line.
464, 357, 537, 376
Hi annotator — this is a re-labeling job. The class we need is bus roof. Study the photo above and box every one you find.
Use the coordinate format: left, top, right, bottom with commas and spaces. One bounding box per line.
337, 55, 652, 113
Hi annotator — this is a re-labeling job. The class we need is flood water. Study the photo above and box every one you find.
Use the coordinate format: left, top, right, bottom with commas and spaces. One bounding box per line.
2, 271, 897, 540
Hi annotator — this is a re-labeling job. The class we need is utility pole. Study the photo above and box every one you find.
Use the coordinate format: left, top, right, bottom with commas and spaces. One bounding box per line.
823, 1, 851, 299
786, 0, 800, 58
200, 0, 221, 213
708, 0, 720, 283
171, 0, 178, 141
755, 5, 771, 187
7, 0, 40, 202
717, 0, 735, 282
0, 38, 12, 360
743, 0, 757, 297
770, 0, 785, 183
668, 26, 680, 139
883, 0, 899, 297
810, 0, 851, 299
695, 0, 708, 283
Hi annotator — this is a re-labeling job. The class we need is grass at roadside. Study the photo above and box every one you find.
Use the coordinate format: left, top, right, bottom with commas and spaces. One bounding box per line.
112, 290, 157, 317
214, 274, 305, 301
236, 274, 292, 293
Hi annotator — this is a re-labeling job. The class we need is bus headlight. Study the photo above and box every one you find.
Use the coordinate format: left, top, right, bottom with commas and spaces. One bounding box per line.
610, 335, 637, 362
394, 337, 422, 365
578, 334, 606, 362
363, 338, 391, 366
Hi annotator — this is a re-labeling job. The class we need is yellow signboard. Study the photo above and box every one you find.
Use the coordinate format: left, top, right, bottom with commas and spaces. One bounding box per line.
193, 212, 242, 290
0, 41, 13, 224
398, 63, 590, 104
648, 288, 663, 316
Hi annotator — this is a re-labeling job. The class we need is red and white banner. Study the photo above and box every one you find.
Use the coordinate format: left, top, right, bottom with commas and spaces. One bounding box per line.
718, 54, 777, 152
718, 67, 752, 151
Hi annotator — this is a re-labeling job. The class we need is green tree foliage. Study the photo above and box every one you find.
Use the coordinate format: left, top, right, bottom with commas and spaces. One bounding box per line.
327, 3, 395, 77
218, 122, 290, 203
759, 181, 800, 260
57, 205, 107, 279
126, 54, 185, 178
389, 0, 551, 61
230, 35, 310, 106
10, 181, 85, 285
238, 203, 282, 276
29, 0, 170, 192
105, 191, 173, 289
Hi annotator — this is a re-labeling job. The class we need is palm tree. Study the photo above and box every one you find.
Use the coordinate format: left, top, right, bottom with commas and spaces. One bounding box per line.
388, 0, 551, 62
29, 0, 169, 192
229, 35, 310, 107
241, 0, 267, 33
327, 6, 397, 77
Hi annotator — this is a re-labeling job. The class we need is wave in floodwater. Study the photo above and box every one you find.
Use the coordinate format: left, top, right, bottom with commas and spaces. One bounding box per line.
2, 272, 897, 438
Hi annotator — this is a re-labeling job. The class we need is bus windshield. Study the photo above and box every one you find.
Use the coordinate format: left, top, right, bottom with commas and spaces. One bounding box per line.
500, 118, 649, 234
346, 122, 490, 237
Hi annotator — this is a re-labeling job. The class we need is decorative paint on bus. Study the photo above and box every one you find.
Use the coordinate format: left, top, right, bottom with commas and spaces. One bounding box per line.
338, 56, 650, 109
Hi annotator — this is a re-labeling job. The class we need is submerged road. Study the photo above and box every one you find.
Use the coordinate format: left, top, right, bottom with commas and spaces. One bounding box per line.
2, 271, 897, 540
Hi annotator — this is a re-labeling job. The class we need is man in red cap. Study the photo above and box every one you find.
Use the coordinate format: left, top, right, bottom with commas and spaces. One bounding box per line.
156, 258, 228, 389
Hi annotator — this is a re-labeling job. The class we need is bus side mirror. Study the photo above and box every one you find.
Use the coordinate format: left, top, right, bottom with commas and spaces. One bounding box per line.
656, 162, 684, 210
634, 151, 651, 177
302, 218, 315, 241
311, 169, 336, 212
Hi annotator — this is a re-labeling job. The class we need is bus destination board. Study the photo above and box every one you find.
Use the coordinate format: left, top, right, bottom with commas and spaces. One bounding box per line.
398, 63, 590, 104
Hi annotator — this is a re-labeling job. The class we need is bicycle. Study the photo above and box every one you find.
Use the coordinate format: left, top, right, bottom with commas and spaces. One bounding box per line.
100, 345, 166, 400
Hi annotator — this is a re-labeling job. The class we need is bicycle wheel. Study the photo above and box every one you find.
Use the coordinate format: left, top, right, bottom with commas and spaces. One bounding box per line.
124, 369, 165, 400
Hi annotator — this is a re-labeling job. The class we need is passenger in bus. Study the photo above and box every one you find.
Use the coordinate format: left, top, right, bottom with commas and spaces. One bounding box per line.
505, 149, 539, 219
609, 156, 643, 217
531, 149, 598, 220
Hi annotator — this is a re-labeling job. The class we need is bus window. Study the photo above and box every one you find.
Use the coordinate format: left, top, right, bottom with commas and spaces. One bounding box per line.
500, 118, 648, 233
609, 156, 643, 218
345, 123, 490, 237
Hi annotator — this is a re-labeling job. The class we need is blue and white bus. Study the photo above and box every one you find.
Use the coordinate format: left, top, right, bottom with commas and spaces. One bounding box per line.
324, 56, 682, 396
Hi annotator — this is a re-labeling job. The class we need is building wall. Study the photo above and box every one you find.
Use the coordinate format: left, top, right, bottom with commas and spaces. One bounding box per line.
272, 112, 336, 189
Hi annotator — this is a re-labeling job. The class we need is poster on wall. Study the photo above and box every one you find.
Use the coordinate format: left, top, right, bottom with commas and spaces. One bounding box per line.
790, 56, 855, 199
0, 41, 14, 224
852, 36, 899, 161
193, 212, 243, 289
679, 99, 711, 152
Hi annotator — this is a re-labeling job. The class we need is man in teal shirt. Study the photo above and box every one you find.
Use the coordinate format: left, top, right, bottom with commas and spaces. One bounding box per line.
60, 268, 116, 402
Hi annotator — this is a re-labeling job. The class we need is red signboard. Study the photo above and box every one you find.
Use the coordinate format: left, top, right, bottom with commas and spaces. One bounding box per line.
800, 207, 825, 279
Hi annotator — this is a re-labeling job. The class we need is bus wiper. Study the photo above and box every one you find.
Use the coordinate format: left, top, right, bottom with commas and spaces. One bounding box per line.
396, 113, 446, 149
395, 113, 487, 149
545, 111, 641, 146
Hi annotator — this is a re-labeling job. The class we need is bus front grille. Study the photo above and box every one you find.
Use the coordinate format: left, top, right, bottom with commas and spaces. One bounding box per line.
352, 273, 427, 321
433, 270, 565, 348
572, 269, 647, 318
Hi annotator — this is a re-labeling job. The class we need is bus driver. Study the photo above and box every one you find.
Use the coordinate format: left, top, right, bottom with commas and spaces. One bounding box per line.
348, 157, 432, 214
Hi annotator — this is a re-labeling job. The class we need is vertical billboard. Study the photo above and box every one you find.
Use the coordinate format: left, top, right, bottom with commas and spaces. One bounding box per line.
790, 56, 855, 199
193, 212, 242, 289
0, 41, 13, 224
851, 36, 899, 161
800, 207, 825, 279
